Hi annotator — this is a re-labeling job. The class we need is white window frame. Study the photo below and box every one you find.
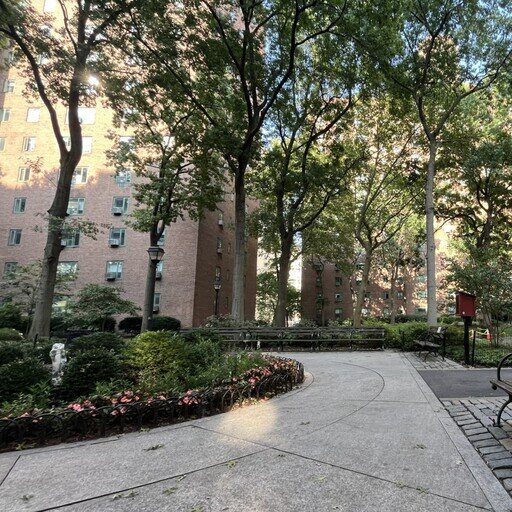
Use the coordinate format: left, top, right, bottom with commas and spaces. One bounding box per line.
3, 79, 15, 92
82, 136, 93, 154
26, 108, 40, 123
3, 262, 17, 276
0, 108, 10, 122
67, 198, 85, 215
8, 229, 22, 246
113, 196, 129, 212
17, 167, 30, 182
115, 168, 132, 186
72, 167, 88, 185
57, 261, 78, 275
22, 136, 36, 152
0, 137, 5, 151
106, 260, 123, 278
66, 107, 96, 125
13, 197, 26, 213
109, 228, 126, 245
62, 231, 80, 247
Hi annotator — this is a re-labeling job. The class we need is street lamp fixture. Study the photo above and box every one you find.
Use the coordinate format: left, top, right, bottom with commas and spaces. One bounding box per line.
147, 246, 165, 262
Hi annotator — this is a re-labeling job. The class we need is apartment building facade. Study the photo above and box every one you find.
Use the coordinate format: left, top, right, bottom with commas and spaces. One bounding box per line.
0, 2, 257, 327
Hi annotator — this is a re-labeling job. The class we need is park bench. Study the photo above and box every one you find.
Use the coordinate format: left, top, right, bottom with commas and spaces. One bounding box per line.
490, 352, 512, 427
183, 326, 385, 352
414, 327, 446, 361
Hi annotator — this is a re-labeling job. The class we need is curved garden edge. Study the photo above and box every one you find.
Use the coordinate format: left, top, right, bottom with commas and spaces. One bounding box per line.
0, 356, 304, 453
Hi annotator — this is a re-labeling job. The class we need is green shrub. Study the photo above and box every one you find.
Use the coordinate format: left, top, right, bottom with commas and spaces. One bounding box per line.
60, 348, 125, 399
0, 382, 53, 417
148, 316, 181, 332
0, 303, 27, 331
30, 337, 61, 364
0, 358, 50, 401
0, 328, 24, 342
394, 314, 427, 324
118, 316, 142, 333
0, 341, 26, 364
126, 330, 227, 392
383, 322, 429, 351
67, 332, 125, 355
89, 316, 117, 332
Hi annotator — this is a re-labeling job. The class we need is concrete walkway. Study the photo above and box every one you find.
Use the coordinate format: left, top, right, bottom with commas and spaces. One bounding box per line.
1, 352, 511, 512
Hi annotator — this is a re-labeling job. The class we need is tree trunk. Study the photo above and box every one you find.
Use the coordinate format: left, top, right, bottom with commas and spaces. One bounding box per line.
141, 259, 157, 332
231, 171, 246, 323
28, 157, 79, 339
273, 238, 292, 327
426, 139, 438, 326
353, 250, 372, 327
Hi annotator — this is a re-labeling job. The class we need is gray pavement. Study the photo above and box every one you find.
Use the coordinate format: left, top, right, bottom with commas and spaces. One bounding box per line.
1, 351, 511, 512
419, 369, 512, 399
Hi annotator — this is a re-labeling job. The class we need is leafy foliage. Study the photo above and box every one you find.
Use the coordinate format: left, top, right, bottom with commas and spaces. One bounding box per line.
0, 358, 50, 401
69, 285, 138, 331
148, 316, 181, 332
67, 332, 126, 356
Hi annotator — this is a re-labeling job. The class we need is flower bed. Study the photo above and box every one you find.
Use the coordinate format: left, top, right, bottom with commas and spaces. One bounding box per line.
0, 356, 304, 451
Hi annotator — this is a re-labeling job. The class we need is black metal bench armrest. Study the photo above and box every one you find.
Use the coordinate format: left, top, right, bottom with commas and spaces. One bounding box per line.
497, 352, 512, 381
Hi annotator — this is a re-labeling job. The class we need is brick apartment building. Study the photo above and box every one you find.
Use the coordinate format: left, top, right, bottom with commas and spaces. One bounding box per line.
0, 1, 257, 328
301, 224, 455, 324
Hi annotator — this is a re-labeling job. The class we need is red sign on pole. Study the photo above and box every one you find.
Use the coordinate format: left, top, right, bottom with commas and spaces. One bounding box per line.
455, 291, 476, 317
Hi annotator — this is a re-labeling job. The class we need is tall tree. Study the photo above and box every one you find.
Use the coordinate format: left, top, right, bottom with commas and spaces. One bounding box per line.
356, 0, 512, 325
118, 0, 403, 322
250, 50, 360, 326
103, 64, 224, 331
350, 97, 421, 326
0, 0, 141, 338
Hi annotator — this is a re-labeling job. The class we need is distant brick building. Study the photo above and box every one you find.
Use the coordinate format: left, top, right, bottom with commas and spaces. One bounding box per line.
0, 6, 256, 327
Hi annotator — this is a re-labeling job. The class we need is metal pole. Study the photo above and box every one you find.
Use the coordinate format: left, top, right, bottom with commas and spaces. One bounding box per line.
463, 316, 472, 365
214, 288, 220, 316
141, 259, 157, 332
471, 328, 477, 366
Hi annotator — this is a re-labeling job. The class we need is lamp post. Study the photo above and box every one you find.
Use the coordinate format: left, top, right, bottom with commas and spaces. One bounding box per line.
213, 279, 221, 317
141, 246, 165, 332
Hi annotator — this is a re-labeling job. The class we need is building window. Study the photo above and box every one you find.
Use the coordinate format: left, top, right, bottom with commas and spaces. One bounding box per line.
26, 108, 40, 123
218, 212, 224, 226
0, 137, 5, 151
62, 231, 80, 247
382, 291, 390, 300
162, 135, 174, 149
316, 276, 322, 286
57, 261, 78, 275
216, 238, 223, 254
3, 262, 17, 276
356, 262, 364, 271
62, 136, 71, 150
13, 197, 26, 213
8, 229, 22, 246
43, 0, 56, 12
215, 266, 221, 279
72, 167, 88, 184
3, 79, 15, 92
415, 274, 427, 283
66, 107, 96, 125
383, 307, 390, 316
334, 293, 342, 303
109, 228, 126, 246
22, 137, 36, 151
112, 196, 129, 213
397, 291, 404, 300
364, 292, 371, 299
335, 308, 343, 319
415, 307, 427, 314
17, 167, 30, 182
36, 53, 49, 65
82, 136, 93, 154
106, 260, 123, 279
317, 293, 324, 300
416, 290, 427, 300
335, 276, 342, 286
156, 261, 163, 273
355, 278, 362, 286
153, 293, 161, 312
157, 229, 166, 247
67, 198, 85, 215
116, 168, 132, 186
0, 108, 10, 122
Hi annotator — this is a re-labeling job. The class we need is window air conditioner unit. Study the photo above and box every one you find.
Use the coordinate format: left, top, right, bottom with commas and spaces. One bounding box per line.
155, 271, 162, 280
60, 240, 67, 247
152, 305, 160, 313
218, 219, 224, 226
105, 272, 117, 280
109, 239, 120, 247
217, 247, 222, 254
66, 208, 78, 215
112, 207, 123, 215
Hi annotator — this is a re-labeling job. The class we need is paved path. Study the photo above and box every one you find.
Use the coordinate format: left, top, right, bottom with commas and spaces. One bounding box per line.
1, 352, 511, 512
419, 369, 512, 399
